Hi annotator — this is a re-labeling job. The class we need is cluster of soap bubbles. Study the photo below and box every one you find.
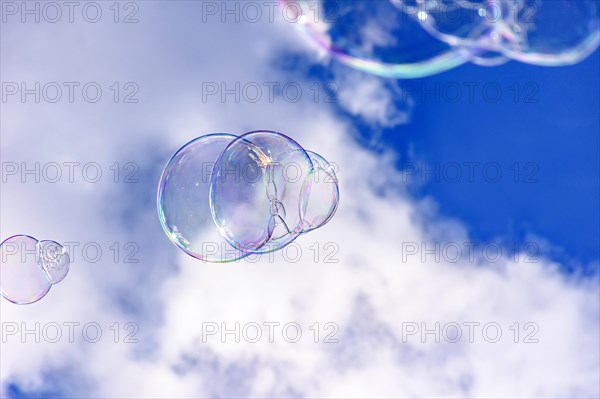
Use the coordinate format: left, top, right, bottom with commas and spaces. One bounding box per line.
281, 0, 600, 78
157, 130, 339, 262
0, 235, 70, 304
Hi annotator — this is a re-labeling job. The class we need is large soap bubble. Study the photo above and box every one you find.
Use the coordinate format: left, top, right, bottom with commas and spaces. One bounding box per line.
300, 150, 339, 233
0, 235, 70, 304
157, 131, 339, 261
157, 134, 249, 262
280, 0, 472, 78
281, 0, 600, 78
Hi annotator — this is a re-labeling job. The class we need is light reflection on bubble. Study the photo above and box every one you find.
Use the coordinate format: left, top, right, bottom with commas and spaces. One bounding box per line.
0, 235, 70, 305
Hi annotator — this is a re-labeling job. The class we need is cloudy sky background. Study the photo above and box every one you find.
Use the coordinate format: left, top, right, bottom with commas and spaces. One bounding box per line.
1, 1, 599, 398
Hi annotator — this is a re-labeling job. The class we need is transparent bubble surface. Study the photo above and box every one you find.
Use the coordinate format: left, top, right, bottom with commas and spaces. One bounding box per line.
282, 0, 599, 78
38, 240, 70, 284
158, 131, 338, 260
392, 0, 508, 50
210, 130, 314, 253
501, 0, 600, 66
402, 0, 600, 66
300, 150, 339, 233
281, 0, 471, 78
158, 134, 249, 262
0, 235, 70, 305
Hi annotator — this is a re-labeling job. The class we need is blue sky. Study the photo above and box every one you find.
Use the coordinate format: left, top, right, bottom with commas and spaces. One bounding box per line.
303, 47, 599, 268
388, 54, 600, 268
1, 1, 599, 398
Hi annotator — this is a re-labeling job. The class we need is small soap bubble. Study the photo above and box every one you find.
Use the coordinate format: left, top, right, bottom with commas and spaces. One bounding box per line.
300, 150, 339, 233
0, 235, 70, 304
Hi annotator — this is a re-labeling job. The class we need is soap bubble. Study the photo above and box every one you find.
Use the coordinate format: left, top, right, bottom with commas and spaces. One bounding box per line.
300, 150, 339, 233
0, 235, 70, 304
402, 0, 600, 66
210, 130, 313, 253
281, 0, 599, 78
391, 0, 509, 49
38, 240, 70, 284
158, 131, 339, 261
157, 134, 249, 262
0, 235, 50, 304
390, 0, 511, 66
280, 0, 472, 78
498, 0, 600, 66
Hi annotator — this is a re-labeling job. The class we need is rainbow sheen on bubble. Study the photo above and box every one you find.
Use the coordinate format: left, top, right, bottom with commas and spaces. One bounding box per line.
157, 134, 249, 262
0, 235, 70, 305
211, 130, 314, 253
281, 0, 471, 78
281, 0, 599, 78
300, 150, 339, 233
157, 131, 339, 261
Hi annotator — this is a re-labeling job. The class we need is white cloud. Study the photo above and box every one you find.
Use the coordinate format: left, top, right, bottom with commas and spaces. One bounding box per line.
334, 66, 414, 128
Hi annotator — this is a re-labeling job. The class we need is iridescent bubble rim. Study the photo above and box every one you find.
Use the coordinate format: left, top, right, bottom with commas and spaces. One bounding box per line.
503, 31, 600, 66
279, 0, 600, 77
279, 0, 472, 78
156, 133, 250, 263
210, 130, 316, 254
207, 134, 271, 254
299, 150, 340, 234
0, 234, 38, 246
1, 234, 48, 305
